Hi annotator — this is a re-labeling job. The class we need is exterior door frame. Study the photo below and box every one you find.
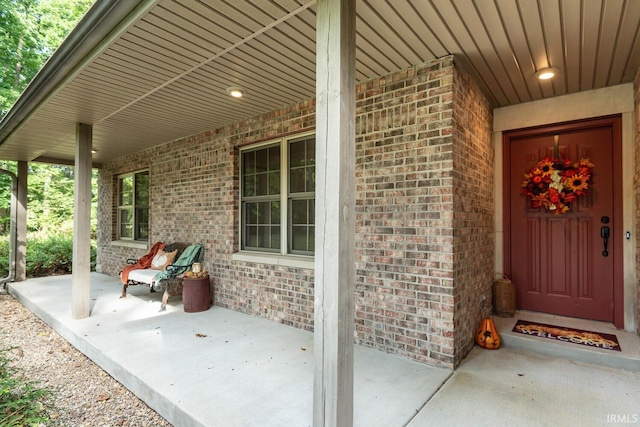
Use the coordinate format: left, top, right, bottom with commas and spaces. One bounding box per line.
502, 115, 624, 328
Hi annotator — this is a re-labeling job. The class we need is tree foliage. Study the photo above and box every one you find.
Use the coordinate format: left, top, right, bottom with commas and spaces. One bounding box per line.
0, 0, 96, 236
0, 0, 94, 117
0, 161, 97, 235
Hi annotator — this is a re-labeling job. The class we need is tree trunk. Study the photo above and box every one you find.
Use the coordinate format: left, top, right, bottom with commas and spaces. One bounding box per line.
13, 36, 24, 89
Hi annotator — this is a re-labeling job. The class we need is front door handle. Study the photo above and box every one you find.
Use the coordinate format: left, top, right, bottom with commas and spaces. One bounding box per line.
601, 226, 610, 257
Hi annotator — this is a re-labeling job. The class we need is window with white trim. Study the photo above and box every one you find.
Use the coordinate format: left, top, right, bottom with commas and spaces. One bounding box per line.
241, 134, 315, 255
117, 170, 149, 241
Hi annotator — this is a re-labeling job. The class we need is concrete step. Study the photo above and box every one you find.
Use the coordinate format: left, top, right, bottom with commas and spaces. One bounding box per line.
493, 311, 640, 372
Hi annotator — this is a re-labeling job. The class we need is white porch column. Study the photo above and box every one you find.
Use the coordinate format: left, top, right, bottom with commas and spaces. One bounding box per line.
15, 161, 27, 281
314, 0, 356, 426
72, 123, 92, 319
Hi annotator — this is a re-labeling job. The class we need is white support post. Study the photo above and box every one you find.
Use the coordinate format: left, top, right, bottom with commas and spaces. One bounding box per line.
72, 123, 92, 319
15, 161, 27, 281
313, 0, 356, 426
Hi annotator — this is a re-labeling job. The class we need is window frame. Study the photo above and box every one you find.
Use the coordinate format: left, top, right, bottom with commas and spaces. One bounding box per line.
239, 132, 315, 257
116, 169, 149, 242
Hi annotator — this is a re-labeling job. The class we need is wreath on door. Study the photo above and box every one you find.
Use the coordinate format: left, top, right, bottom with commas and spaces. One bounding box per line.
521, 156, 594, 214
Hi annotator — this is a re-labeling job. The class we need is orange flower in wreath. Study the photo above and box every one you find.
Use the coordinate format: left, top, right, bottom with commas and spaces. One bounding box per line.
521, 157, 594, 214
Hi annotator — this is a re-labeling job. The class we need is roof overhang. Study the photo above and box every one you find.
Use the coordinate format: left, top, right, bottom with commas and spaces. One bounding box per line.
0, 0, 638, 166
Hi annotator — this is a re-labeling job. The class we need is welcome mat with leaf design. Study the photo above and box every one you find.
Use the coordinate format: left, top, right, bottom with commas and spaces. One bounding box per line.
512, 320, 621, 352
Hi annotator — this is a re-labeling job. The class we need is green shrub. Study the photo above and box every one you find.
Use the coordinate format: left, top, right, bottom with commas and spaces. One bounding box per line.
0, 238, 8, 279
26, 233, 73, 277
0, 347, 56, 426
0, 234, 96, 278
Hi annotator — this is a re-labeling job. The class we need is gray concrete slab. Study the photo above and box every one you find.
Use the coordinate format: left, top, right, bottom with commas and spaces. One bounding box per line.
8, 274, 452, 427
408, 346, 640, 427
8, 274, 640, 426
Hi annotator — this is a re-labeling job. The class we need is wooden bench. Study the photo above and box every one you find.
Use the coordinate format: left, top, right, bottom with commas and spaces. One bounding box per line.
120, 242, 204, 310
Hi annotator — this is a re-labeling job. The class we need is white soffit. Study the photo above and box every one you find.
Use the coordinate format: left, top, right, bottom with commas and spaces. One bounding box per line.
0, 0, 638, 165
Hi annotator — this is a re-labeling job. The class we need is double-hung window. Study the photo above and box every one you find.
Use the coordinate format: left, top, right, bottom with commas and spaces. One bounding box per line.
241, 134, 315, 256
117, 170, 149, 241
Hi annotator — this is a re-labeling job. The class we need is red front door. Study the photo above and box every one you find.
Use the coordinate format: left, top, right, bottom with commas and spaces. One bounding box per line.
505, 117, 622, 325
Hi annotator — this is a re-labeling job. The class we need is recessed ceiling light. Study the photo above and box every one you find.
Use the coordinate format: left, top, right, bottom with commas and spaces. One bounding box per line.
535, 68, 559, 80
226, 87, 245, 98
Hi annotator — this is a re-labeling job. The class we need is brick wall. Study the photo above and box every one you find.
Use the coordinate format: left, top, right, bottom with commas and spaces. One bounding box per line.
97, 56, 493, 368
451, 65, 494, 363
353, 57, 493, 367
353, 58, 458, 366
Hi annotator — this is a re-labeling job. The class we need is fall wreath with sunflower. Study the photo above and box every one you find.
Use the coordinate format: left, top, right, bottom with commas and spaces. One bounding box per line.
521, 156, 594, 214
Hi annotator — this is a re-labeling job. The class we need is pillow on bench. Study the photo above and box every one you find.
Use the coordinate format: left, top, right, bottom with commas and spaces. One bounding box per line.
150, 249, 177, 270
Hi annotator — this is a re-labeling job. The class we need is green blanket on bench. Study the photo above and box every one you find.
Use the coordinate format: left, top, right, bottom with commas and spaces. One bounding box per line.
153, 244, 204, 283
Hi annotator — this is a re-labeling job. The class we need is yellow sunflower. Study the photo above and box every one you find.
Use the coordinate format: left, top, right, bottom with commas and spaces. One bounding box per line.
565, 173, 589, 193
537, 158, 554, 177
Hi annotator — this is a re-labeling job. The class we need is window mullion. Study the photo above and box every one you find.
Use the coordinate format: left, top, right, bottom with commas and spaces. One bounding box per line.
132, 176, 137, 239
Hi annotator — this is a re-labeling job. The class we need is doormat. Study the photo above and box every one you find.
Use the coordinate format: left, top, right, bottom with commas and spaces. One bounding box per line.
512, 320, 621, 351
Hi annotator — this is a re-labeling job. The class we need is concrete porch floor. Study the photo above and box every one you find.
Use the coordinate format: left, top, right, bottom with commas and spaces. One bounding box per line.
6, 273, 640, 427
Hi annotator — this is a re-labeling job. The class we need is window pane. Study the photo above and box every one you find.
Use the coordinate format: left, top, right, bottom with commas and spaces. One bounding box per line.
243, 151, 257, 196
268, 147, 280, 172
256, 175, 268, 196
136, 207, 149, 240
271, 226, 281, 249
258, 202, 269, 225
289, 138, 315, 194
291, 226, 309, 252
257, 225, 270, 247
120, 209, 133, 238
244, 151, 256, 174
119, 176, 133, 206
305, 139, 315, 191
290, 140, 306, 166
309, 226, 315, 250
291, 199, 307, 223
290, 199, 314, 254
306, 167, 315, 193
252, 225, 280, 250
117, 170, 149, 240
290, 167, 305, 193
305, 139, 315, 165
246, 203, 258, 225
246, 226, 258, 247
135, 172, 149, 206
244, 201, 280, 251
255, 149, 268, 173
268, 171, 280, 195
243, 146, 280, 198
244, 175, 256, 197
270, 201, 280, 224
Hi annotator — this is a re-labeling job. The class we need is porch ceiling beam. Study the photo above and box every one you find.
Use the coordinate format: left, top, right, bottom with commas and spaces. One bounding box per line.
313, 0, 356, 425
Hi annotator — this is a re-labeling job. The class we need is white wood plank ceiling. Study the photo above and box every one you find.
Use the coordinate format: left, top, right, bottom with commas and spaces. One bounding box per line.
0, 0, 638, 165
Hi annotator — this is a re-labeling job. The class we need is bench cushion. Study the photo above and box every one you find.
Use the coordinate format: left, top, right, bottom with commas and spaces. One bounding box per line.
127, 269, 158, 285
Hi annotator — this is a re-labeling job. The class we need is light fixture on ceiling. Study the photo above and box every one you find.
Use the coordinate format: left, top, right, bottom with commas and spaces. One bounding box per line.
535, 67, 559, 80
226, 87, 245, 98
91, 148, 97, 154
